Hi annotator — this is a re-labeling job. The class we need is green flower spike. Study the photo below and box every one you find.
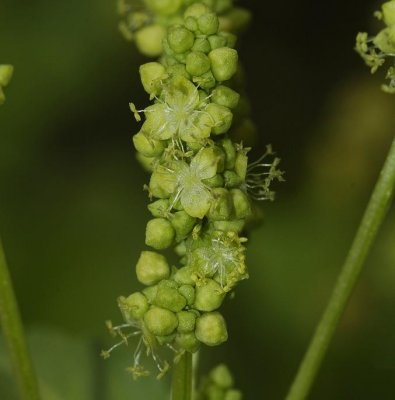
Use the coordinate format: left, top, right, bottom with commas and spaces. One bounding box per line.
108, 0, 283, 386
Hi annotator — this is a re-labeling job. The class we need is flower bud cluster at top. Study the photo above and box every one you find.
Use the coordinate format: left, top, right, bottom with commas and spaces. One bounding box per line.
0, 65, 14, 105
356, 0, 395, 93
103, 0, 283, 380
117, 0, 251, 57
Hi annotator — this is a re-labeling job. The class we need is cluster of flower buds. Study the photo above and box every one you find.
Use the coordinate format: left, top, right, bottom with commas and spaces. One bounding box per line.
117, 0, 251, 57
356, 0, 395, 93
103, 1, 283, 379
195, 363, 242, 400
0, 65, 13, 105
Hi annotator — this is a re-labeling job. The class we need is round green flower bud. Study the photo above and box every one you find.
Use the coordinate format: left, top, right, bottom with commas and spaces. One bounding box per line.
145, 218, 175, 249
220, 139, 236, 170
206, 103, 233, 135
223, 170, 243, 188
194, 279, 225, 311
154, 285, 187, 312
136, 250, 170, 286
175, 332, 200, 353
210, 364, 234, 389
135, 25, 166, 57
139, 62, 166, 95
208, 47, 238, 82
382, 1, 395, 26
149, 169, 176, 198
212, 86, 240, 109
144, 307, 178, 336
212, 219, 245, 233
225, 390, 242, 400
167, 26, 194, 54
192, 37, 211, 53
0, 65, 14, 87
185, 16, 199, 32
186, 51, 211, 76
198, 12, 219, 35
177, 311, 197, 333
234, 152, 248, 180
195, 312, 228, 346
203, 174, 225, 188
208, 188, 233, 220
118, 292, 149, 321
142, 285, 158, 304
133, 131, 165, 157
178, 284, 195, 305
147, 199, 170, 218
208, 34, 228, 50
145, 0, 183, 15
171, 211, 197, 242
230, 189, 251, 219
174, 266, 196, 285
184, 3, 210, 19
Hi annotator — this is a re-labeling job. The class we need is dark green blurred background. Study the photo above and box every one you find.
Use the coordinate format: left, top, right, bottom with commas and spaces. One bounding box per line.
1, 0, 395, 398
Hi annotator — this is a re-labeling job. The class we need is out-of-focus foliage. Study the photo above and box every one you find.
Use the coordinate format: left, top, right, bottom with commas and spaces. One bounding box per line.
1, 0, 395, 399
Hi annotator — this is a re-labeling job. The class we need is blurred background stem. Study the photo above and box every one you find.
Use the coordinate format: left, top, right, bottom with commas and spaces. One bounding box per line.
171, 352, 192, 400
0, 237, 41, 400
286, 135, 395, 400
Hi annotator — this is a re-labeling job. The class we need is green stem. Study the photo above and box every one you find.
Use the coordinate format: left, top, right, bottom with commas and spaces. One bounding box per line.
286, 136, 395, 400
171, 352, 193, 400
0, 237, 41, 400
